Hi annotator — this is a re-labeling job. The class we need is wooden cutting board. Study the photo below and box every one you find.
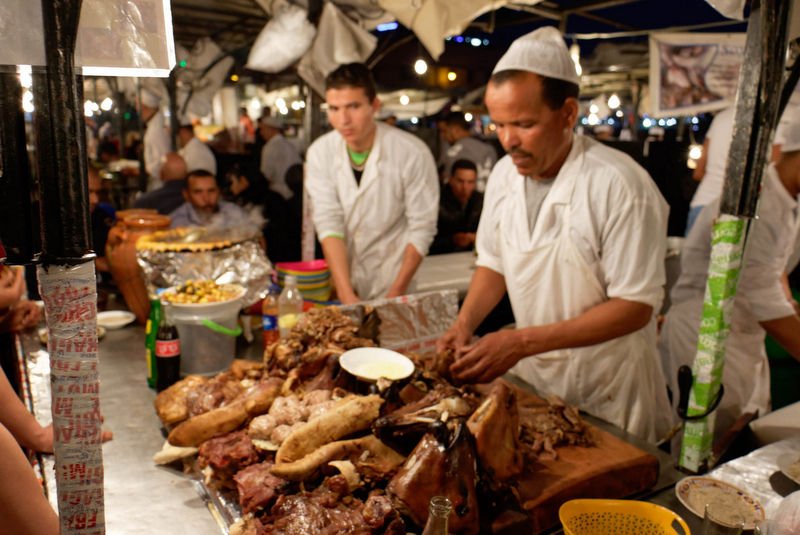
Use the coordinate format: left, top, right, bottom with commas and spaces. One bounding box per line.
500, 380, 660, 533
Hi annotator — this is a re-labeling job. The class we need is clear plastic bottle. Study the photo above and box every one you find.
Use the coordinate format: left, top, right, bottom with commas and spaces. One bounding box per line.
421, 496, 452, 535
278, 275, 304, 338
262, 282, 281, 347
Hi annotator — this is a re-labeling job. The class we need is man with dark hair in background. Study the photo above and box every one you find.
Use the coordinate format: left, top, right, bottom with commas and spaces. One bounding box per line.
305, 63, 439, 303
439, 111, 497, 191
431, 159, 483, 254
169, 169, 249, 229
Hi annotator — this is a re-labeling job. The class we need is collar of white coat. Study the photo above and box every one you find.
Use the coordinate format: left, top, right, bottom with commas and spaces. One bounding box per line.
333, 120, 385, 194
766, 162, 799, 212
515, 133, 584, 206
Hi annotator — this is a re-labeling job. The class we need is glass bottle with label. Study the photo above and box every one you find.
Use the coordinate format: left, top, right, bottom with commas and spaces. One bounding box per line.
421, 496, 452, 535
144, 298, 162, 389
278, 275, 303, 339
155, 312, 181, 392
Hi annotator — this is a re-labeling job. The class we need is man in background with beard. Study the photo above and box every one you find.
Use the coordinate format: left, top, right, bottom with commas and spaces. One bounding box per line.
169, 169, 250, 229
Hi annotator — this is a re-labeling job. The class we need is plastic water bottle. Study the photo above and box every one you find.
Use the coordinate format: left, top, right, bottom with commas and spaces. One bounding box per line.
278, 275, 303, 339
262, 282, 281, 347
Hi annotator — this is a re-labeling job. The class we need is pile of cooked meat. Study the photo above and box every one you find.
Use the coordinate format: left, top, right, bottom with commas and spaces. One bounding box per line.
153, 308, 593, 534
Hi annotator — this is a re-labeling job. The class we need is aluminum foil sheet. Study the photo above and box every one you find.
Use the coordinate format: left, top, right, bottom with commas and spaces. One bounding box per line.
338, 289, 459, 354
137, 238, 272, 308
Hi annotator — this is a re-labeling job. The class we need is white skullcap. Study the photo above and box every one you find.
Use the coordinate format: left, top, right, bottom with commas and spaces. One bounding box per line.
492, 26, 580, 86
776, 119, 800, 153
140, 89, 161, 108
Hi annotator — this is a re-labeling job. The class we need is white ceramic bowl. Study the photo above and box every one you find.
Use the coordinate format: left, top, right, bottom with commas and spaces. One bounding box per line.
339, 347, 415, 382
96, 310, 136, 329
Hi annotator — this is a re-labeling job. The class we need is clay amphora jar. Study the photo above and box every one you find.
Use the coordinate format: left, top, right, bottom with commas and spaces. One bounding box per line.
106, 212, 171, 324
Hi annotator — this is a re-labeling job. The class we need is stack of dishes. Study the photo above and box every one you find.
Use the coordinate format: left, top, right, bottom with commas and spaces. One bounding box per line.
275, 260, 331, 301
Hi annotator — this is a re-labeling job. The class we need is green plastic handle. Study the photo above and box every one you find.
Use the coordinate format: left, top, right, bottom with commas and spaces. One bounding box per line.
201, 319, 242, 337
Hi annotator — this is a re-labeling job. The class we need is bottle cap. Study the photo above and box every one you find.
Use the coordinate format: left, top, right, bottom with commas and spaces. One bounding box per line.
285, 274, 297, 286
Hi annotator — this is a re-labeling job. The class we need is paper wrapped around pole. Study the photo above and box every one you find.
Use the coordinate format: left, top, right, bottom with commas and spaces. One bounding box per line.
0, 0, 175, 77
136, 227, 273, 308
337, 290, 458, 355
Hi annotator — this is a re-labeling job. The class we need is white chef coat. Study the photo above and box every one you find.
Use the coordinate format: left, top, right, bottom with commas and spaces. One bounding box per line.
305, 122, 439, 301
690, 107, 735, 208
476, 135, 673, 442
144, 110, 171, 190
260, 134, 302, 200
660, 164, 799, 437
179, 136, 217, 175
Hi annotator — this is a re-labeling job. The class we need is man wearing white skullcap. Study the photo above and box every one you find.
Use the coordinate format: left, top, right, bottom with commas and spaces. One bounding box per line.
140, 88, 172, 190
660, 117, 800, 442
438, 26, 673, 442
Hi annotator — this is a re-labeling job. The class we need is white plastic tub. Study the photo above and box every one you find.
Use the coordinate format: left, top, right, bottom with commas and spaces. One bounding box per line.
162, 286, 244, 376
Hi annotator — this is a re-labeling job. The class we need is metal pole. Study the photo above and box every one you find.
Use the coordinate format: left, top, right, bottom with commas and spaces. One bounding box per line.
679, 0, 792, 472
36, 0, 106, 532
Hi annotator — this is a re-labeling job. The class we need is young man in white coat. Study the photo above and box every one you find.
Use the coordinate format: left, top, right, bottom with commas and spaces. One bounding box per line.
305, 63, 439, 303
437, 26, 673, 443
660, 120, 800, 439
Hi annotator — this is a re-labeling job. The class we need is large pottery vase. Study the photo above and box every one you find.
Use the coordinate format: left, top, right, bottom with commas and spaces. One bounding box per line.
106, 211, 170, 324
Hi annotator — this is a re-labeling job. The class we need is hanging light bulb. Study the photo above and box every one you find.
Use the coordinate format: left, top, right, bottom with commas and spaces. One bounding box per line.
569, 43, 582, 77
607, 94, 621, 109
100, 97, 113, 111
399, 94, 410, 106
414, 59, 428, 75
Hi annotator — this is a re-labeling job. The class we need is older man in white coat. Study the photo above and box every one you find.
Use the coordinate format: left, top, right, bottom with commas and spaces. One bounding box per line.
305, 63, 439, 303
437, 27, 672, 443
660, 120, 800, 439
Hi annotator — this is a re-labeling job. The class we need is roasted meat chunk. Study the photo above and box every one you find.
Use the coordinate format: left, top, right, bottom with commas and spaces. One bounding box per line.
233, 461, 291, 514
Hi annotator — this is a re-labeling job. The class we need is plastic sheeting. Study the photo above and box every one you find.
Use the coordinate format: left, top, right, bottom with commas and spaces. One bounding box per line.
0, 0, 175, 77
246, 1, 316, 74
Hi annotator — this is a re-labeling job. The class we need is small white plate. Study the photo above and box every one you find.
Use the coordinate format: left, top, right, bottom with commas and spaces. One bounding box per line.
777, 452, 800, 485
675, 476, 765, 530
96, 310, 136, 329
339, 347, 415, 382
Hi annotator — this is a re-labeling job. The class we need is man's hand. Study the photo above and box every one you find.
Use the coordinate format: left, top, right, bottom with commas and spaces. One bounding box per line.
436, 320, 473, 355
449, 330, 524, 384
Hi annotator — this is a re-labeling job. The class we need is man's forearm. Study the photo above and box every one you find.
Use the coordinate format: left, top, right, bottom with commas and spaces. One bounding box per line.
320, 236, 357, 301
761, 315, 800, 361
517, 298, 654, 355
387, 245, 424, 297
457, 266, 507, 333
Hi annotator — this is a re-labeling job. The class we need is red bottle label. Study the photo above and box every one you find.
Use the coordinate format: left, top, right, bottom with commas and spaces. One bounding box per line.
155, 340, 180, 357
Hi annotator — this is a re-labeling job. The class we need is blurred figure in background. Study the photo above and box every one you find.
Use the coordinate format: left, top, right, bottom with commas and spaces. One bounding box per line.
88, 165, 114, 277
140, 88, 171, 191
178, 124, 217, 176
133, 152, 188, 215
431, 159, 484, 254
439, 111, 497, 191
170, 170, 250, 229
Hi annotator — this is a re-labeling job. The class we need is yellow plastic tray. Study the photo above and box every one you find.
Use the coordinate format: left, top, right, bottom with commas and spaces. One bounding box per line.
559, 499, 691, 535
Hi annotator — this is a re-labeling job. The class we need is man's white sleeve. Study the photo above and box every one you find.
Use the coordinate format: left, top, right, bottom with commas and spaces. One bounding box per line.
403, 147, 440, 256
474, 165, 505, 275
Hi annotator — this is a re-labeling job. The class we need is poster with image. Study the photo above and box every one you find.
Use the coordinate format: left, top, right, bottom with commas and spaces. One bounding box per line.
649, 32, 745, 118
